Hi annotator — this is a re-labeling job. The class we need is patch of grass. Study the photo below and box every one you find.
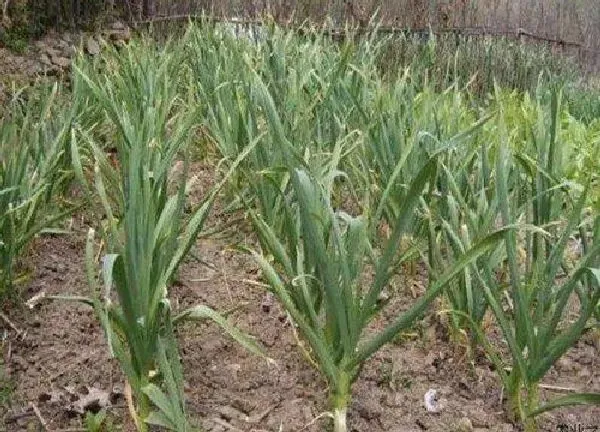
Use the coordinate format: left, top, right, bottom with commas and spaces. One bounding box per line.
0, 26, 29, 53
0, 359, 15, 407
84, 410, 119, 432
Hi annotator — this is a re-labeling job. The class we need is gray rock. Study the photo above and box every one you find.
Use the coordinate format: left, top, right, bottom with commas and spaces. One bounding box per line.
106, 26, 131, 42
43, 46, 60, 58
51, 55, 71, 68
39, 54, 52, 66
556, 356, 574, 372
111, 20, 126, 30
86, 36, 101, 55
56, 39, 71, 50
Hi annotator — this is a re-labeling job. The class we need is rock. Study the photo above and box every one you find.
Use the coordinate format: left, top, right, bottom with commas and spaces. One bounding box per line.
454, 417, 474, 432
111, 20, 127, 30
61, 32, 74, 43
34, 40, 48, 51
65, 44, 77, 56
39, 53, 52, 66
581, 330, 600, 349
556, 356, 574, 372
216, 405, 247, 422
50, 55, 70, 68
579, 367, 592, 379
231, 397, 255, 415
106, 25, 131, 42
577, 350, 593, 364
43, 46, 59, 58
86, 36, 100, 55
56, 39, 71, 50
46, 65, 62, 77
11, 56, 24, 67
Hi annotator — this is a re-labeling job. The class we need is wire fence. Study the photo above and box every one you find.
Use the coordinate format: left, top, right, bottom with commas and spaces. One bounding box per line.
25, 0, 600, 72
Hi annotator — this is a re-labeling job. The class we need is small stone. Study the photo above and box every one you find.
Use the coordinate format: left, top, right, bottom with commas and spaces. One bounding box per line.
578, 352, 593, 364
44, 46, 60, 58
454, 417, 473, 432
106, 27, 131, 42
34, 40, 48, 51
580, 367, 592, 379
231, 397, 254, 415
56, 39, 71, 50
51, 55, 71, 68
86, 37, 101, 55
216, 405, 246, 422
40, 54, 52, 66
111, 20, 126, 30
556, 356, 574, 372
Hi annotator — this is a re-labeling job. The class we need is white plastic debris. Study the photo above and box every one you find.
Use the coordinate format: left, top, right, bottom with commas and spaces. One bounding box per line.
424, 388, 442, 413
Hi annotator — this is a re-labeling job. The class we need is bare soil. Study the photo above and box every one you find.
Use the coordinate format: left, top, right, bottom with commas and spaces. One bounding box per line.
0, 163, 598, 432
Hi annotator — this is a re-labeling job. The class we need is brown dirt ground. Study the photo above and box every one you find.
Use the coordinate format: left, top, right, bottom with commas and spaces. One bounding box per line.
1, 170, 600, 432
